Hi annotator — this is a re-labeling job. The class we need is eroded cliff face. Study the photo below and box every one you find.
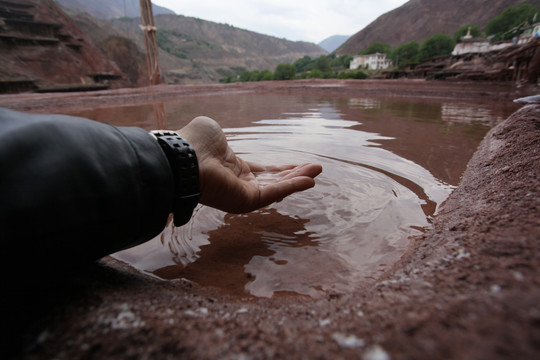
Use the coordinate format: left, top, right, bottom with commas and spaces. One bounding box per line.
0, 0, 139, 92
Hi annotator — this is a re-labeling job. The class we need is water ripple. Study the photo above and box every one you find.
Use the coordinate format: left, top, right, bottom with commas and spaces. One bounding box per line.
115, 101, 456, 298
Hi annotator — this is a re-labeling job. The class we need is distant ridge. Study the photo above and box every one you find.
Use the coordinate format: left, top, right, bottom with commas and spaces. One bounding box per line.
318, 35, 350, 53
110, 14, 327, 83
337, 0, 540, 54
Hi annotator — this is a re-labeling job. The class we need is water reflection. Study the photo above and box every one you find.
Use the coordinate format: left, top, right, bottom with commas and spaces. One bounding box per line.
153, 208, 322, 297
217, 110, 448, 297
348, 98, 381, 110
67, 93, 520, 298
441, 103, 504, 125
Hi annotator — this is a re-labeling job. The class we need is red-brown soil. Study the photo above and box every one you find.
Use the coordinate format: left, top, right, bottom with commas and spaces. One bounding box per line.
1, 80, 539, 359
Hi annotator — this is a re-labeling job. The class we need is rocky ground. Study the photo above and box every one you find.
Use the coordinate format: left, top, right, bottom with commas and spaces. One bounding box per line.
1, 80, 539, 359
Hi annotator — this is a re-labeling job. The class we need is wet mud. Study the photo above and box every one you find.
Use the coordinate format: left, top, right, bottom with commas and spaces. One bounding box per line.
1, 80, 539, 359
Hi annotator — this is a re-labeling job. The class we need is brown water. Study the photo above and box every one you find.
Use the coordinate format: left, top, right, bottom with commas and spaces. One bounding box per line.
68, 93, 520, 298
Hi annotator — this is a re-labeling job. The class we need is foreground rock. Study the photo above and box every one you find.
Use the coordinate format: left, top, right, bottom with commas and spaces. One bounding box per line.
4, 97, 539, 360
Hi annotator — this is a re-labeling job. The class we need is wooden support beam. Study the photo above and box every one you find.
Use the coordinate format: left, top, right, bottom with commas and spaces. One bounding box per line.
139, 0, 162, 85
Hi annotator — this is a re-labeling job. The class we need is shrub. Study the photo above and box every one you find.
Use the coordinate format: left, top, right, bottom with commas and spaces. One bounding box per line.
274, 63, 296, 80
418, 34, 455, 61
485, 3, 540, 41
391, 41, 420, 68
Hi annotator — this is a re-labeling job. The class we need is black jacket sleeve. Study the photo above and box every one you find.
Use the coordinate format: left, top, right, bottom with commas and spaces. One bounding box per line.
0, 107, 175, 274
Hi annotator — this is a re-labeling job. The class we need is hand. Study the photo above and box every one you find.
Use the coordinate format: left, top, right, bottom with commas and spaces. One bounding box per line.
176, 116, 322, 213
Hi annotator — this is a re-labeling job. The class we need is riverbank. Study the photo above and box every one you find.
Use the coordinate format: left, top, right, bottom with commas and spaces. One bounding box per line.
0, 79, 537, 114
3, 80, 539, 359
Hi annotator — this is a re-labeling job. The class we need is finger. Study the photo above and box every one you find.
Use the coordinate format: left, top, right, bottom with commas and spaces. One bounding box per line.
257, 176, 316, 208
279, 163, 323, 180
248, 162, 322, 178
246, 161, 298, 173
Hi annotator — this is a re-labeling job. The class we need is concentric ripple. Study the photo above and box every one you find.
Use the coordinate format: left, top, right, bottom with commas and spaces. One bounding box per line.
114, 101, 454, 298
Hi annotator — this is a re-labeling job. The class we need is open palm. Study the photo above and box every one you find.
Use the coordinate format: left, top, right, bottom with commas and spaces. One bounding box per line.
177, 116, 322, 213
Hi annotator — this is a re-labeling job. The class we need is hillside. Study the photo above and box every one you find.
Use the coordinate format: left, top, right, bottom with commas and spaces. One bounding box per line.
337, 0, 540, 54
54, 0, 174, 19
62, 9, 149, 86
0, 0, 128, 92
109, 15, 327, 83
1, 0, 326, 90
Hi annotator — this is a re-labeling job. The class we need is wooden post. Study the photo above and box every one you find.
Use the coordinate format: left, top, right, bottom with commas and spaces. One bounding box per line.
139, 0, 162, 85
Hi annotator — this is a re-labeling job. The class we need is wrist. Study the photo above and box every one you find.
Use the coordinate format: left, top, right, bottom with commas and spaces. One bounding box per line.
149, 130, 201, 226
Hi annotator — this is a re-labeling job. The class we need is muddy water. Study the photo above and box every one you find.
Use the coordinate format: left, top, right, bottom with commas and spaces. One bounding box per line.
68, 94, 520, 298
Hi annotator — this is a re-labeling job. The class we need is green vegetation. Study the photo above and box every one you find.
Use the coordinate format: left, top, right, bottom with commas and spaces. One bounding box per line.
390, 41, 420, 68
274, 63, 296, 80
219, 54, 362, 83
294, 55, 313, 72
418, 33, 455, 61
485, 3, 540, 41
359, 35, 455, 67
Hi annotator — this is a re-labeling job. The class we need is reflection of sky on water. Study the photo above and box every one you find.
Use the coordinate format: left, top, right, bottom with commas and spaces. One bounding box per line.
107, 94, 519, 298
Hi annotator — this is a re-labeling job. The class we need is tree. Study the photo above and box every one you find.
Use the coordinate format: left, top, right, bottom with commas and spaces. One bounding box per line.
454, 24, 481, 42
418, 34, 455, 61
485, 3, 540, 41
294, 56, 312, 73
361, 42, 392, 55
330, 54, 353, 69
274, 63, 296, 80
309, 69, 324, 78
391, 41, 419, 68
260, 70, 274, 81
313, 56, 332, 74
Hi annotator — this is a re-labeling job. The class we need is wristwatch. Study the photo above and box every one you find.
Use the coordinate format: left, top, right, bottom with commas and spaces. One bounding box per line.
150, 130, 201, 226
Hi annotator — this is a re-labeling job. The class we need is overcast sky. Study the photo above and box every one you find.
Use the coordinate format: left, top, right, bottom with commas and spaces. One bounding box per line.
151, 0, 408, 43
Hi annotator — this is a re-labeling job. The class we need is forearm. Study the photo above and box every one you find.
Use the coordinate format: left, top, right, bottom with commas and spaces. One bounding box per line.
0, 108, 174, 271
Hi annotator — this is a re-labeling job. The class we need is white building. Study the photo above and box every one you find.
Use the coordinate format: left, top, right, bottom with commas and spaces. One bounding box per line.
451, 38, 512, 56
349, 53, 393, 70
452, 23, 540, 56
517, 22, 540, 44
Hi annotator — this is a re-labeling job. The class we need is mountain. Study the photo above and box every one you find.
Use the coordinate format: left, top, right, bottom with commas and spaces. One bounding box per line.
337, 0, 540, 54
109, 15, 327, 83
54, 0, 174, 19
318, 35, 350, 53
62, 9, 149, 86
56, 0, 326, 84
0, 0, 129, 92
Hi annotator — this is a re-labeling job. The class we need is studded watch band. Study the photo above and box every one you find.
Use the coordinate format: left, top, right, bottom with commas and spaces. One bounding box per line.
150, 130, 201, 226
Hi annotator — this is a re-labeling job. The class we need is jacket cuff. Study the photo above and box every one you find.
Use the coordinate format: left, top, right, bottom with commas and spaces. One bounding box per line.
115, 126, 175, 248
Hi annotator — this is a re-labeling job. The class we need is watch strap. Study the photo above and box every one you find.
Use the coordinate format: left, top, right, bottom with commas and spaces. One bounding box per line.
150, 130, 201, 226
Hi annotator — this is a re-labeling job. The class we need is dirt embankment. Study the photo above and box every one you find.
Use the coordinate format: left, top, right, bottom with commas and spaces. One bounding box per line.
2, 81, 539, 359
0, 79, 536, 114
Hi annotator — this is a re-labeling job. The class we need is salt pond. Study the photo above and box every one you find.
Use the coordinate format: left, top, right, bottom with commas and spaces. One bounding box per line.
68, 93, 519, 298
